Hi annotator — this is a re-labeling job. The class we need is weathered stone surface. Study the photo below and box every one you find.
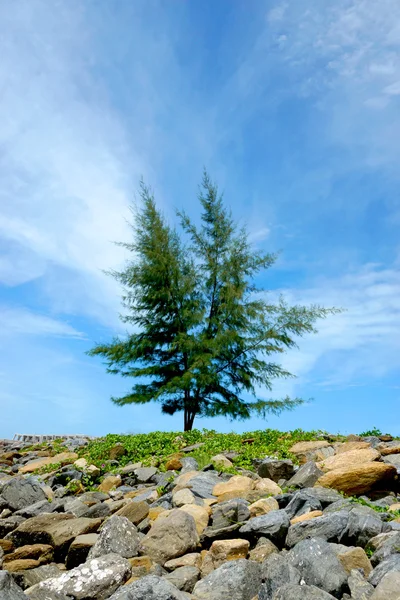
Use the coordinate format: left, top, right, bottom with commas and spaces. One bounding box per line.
108, 574, 188, 600
317, 462, 397, 495
0, 516, 26, 537
179, 504, 210, 535
19, 452, 78, 474
173, 488, 196, 507
284, 490, 323, 519
209, 538, 249, 567
336, 441, 372, 454
66, 533, 98, 569
340, 507, 386, 547
192, 558, 262, 600
164, 565, 200, 592
249, 497, 279, 517
382, 454, 400, 469
257, 459, 295, 482
89, 515, 140, 559
348, 568, 374, 600
3, 558, 41, 572
114, 501, 149, 524
140, 509, 199, 565
0, 570, 27, 599
368, 554, 400, 587
371, 531, 400, 565
288, 537, 348, 597
31, 553, 131, 599
213, 476, 253, 498
133, 467, 157, 483
165, 455, 183, 471
164, 552, 202, 571
1, 478, 47, 511
187, 472, 221, 499
10, 513, 102, 558
317, 448, 381, 472
109, 443, 126, 461
249, 537, 279, 562
286, 511, 349, 547
211, 454, 233, 468
239, 510, 290, 546
3, 543, 53, 564
286, 462, 324, 489
98, 475, 121, 493
370, 571, 400, 600
290, 440, 330, 455
290, 510, 323, 524
258, 553, 301, 600
338, 547, 372, 576
13, 563, 62, 591
272, 584, 337, 599
253, 478, 282, 496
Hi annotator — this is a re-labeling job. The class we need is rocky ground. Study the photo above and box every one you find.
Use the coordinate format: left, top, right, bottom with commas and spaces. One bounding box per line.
1, 432, 400, 599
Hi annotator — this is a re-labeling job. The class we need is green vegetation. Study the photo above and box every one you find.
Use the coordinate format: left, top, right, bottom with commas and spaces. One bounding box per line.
88, 172, 339, 430
359, 427, 382, 437
348, 495, 400, 521
81, 428, 326, 471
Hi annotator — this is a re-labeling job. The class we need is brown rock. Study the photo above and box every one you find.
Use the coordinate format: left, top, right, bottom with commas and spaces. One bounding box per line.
335, 441, 372, 454
19, 452, 79, 474
316, 462, 397, 495
65, 533, 98, 569
388, 503, 400, 512
4, 558, 41, 571
109, 443, 126, 461
249, 539, 278, 562
0, 539, 14, 552
210, 539, 249, 568
211, 454, 233, 469
249, 497, 279, 517
98, 475, 121, 493
317, 448, 380, 473
173, 471, 198, 492
179, 504, 210, 535
213, 476, 253, 498
148, 506, 167, 522
115, 501, 149, 524
128, 555, 153, 577
338, 547, 372, 576
290, 441, 330, 454
290, 510, 323, 525
379, 435, 393, 442
346, 434, 362, 442
165, 454, 184, 471
253, 479, 282, 496
165, 553, 202, 571
3, 544, 53, 564
380, 444, 400, 456
200, 550, 214, 577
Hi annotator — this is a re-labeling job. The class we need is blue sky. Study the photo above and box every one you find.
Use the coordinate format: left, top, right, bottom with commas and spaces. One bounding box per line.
1, 0, 400, 438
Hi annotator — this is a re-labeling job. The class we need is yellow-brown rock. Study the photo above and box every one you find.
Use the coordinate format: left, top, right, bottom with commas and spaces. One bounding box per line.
0, 539, 14, 552
173, 471, 198, 492
317, 448, 380, 473
115, 500, 149, 524
249, 497, 279, 517
212, 476, 253, 498
3, 559, 41, 571
210, 539, 249, 568
97, 475, 121, 493
200, 550, 214, 577
290, 440, 330, 454
388, 503, 400, 512
380, 444, 400, 456
128, 555, 153, 577
172, 488, 196, 506
179, 504, 210, 535
165, 553, 202, 571
148, 506, 167, 522
165, 454, 183, 471
3, 544, 53, 564
290, 510, 323, 525
19, 452, 78, 474
253, 479, 282, 496
249, 540, 278, 563
338, 547, 372, 576
316, 462, 397, 495
335, 441, 371, 454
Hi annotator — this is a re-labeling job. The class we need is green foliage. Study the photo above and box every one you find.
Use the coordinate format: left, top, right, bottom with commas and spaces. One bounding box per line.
88, 171, 340, 430
33, 462, 62, 475
359, 427, 382, 437
81, 428, 325, 470
348, 495, 400, 521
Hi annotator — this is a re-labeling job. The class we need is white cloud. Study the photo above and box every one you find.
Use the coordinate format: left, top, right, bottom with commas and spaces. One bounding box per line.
0, 307, 84, 338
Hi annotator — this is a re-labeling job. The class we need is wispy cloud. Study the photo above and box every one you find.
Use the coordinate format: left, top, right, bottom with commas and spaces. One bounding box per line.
0, 307, 84, 338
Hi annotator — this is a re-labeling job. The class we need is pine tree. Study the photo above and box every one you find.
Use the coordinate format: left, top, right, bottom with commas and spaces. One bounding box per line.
88, 172, 339, 430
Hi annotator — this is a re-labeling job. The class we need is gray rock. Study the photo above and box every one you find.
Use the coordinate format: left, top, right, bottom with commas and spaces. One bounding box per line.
286, 510, 349, 547
14, 499, 61, 518
31, 553, 131, 600
1, 477, 46, 511
133, 467, 157, 483
12, 564, 63, 591
26, 589, 72, 600
258, 554, 301, 600
324, 499, 354, 514
140, 508, 199, 565
348, 569, 374, 600
66, 533, 99, 569
63, 498, 92, 518
300, 487, 342, 506
371, 532, 400, 565
193, 558, 262, 600
288, 537, 348, 597
340, 508, 387, 547
286, 462, 324, 489
362, 436, 381, 448
370, 571, 400, 600
84, 502, 111, 519
0, 515, 25, 537
180, 457, 199, 472
239, 510, 290, 546
164, 566, 200, 592
211, 498, 250, 529
109, 574, 188, 600
258, 459, 295, 482
272, 584, 337, 599
284, 490, 322, 519
368, 554, 400, 587
0, 571, 27, 600
382, 454, 400, 469
89, 515, 140, 559
186, 472, 221, 499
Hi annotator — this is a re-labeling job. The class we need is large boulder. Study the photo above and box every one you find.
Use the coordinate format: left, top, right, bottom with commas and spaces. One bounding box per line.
211, 499, 250, 529
371, 532, 400, 565
28, 553, 131, 600
370, 571, 400, 600
239, 510, 290, 546
258, 554, 301, 600
286, 511, 349, 547
288, 537, 348, 598
257, 459, 295, 482
108, 574, 188, 600
272, 585, 337, 599
284, 490, 322, 519
0, 571, 26, 600
140, 509, 199, 565
286, 462, 324, 489
340, 507, 387, 547
192, 558, 262, 600
316, 463, 397, 495
317, 448, 380, 472
19, 452, 78, 474
1, 477, 47, 511
88, 515, 140, 559
368, 554, 400, 587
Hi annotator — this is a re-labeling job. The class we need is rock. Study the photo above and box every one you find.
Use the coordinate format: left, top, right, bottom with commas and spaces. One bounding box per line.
0, 516, 26, 537
284, 490, 323, 519
173, 488, 197, 507
212, 476, 253, 499
249, 497, 279, 517
3, 543, 53, 564
272, 584, 337, 599
109, 443, 126, 461
179, 504, 210, 535
288, 537, 348, 597
4, 558, 42, 572
10, 513, 102, 560
290, 440, 330, 455
258, 553, 301, 599
286, 511, 349, 547
66, 533, 98, 569
340, 507, 386, 547
31, 553, 131, 599
300, 487, 342, 506
108, 574, 188, 599
180, 457, 199, 472
1, 478, 47, 511
382, 454, 400, 469
186, 472, 221, 499
257, 459, 295, 482
164, 565, 200, 592
290, 510, 323, 524
19, 452, 78, 474
209, 538, 249, 567
380, 443, 400, 456
371, 532, 400, 565
317, 448, 381, 472
211, 454, 233, 468
211, 498, 250, 529
133, 467, 157, 483
286, 462, 324, 489
253, 478, 282, 495
140, 509, 199, 565
336, 441, 372, 454
89, 515, 140, 559
249, 537, 278, 562
317, 462, 397, 495
370, 571, 400, 600
86, 464, 100, 477
368, 554, 400, 587
192, 558, 262, 600
114, 501, 149, 524
239, 510, 290, 546
165, 455, 183, 471
13, 563, 62, 591
338, 547, 372, 576
348, 568, 374, 600
0, 571, 26, 599
98, 475, 121, 493
164, 553, 202, 571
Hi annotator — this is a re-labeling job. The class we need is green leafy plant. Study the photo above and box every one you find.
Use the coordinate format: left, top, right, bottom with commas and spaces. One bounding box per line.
359, 427, 382, 437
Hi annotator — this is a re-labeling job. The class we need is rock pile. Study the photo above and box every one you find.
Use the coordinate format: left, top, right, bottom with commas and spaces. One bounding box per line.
1, 434, 400, 599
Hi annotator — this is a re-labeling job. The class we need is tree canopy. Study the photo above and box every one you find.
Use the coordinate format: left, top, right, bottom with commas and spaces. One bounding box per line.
88, 172, 339, 430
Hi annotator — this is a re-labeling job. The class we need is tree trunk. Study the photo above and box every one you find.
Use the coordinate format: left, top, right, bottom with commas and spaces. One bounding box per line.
184, 406, 196, 431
